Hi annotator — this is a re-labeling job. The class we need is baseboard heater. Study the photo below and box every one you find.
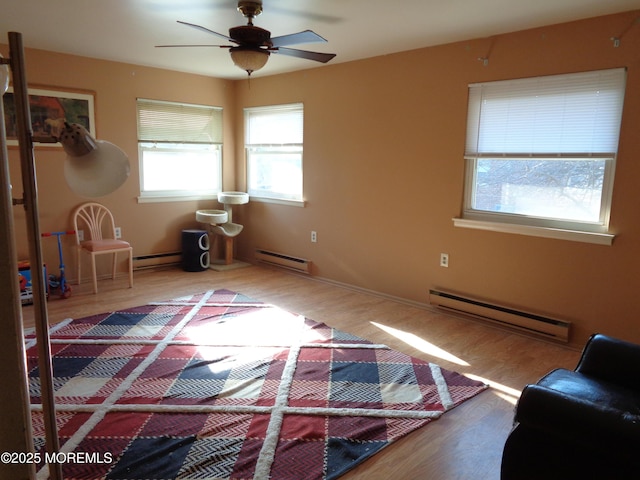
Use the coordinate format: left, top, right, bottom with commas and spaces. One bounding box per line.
133, 252, 182, 270
429, 289, 570, 343
255, 248, 312, 274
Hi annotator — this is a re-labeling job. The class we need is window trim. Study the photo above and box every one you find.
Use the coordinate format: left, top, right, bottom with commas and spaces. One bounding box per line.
452, 217, 615, 246
244, 103, 305, 205
245, 145, 304, 204
248, 196, 306, 208
136, 98, 223, 203
459, 68, 626, 244
136, 142, 222, 202
462, 156, 617, 234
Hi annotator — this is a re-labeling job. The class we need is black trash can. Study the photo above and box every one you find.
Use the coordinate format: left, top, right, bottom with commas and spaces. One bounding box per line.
181, 229, 210, 272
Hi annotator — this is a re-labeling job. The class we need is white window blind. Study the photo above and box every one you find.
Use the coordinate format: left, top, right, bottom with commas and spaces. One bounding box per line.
465, 68, 626, 157
246, 103, 303, 145
137, 99, 223, 144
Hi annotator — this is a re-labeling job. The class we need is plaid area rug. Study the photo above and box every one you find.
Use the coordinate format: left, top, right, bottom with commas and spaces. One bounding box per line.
27, 289, 488, 480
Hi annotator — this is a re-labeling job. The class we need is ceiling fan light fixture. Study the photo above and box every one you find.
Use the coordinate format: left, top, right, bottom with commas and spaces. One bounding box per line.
163, 1, 335, 76
230, 47, 269, 76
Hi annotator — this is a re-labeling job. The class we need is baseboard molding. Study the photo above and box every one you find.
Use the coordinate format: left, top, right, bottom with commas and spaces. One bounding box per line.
311, 275, 436, 312
237, 256, 580, 350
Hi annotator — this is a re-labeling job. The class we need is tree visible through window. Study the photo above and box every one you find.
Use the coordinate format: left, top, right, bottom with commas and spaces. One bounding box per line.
473, 158, 607, 222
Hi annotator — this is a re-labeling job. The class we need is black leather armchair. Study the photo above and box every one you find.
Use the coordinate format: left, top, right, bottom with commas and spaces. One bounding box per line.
501, 333, 640, 479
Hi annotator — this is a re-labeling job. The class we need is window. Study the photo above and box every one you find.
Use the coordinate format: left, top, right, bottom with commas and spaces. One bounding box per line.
136, 98, 223, 202
459, 68, 626, 243
245, 103, 304, 204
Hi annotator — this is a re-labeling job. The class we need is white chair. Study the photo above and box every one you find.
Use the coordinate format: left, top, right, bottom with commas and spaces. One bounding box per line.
72, 202, 133, 294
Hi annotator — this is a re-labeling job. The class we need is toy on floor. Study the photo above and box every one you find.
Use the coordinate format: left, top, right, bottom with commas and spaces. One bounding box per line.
41, 230, 75, 299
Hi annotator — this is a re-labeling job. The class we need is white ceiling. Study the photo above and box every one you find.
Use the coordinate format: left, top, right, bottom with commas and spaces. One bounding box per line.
2, 0, 639, 80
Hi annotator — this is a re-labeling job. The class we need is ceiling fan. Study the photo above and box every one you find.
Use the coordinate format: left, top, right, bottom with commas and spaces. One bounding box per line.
157, 0, 336, 76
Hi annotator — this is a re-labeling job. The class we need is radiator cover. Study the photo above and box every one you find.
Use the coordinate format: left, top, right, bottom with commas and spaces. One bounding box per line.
429, 289, 570, 342
255, 248, 312, 274
133, 252, 182, 270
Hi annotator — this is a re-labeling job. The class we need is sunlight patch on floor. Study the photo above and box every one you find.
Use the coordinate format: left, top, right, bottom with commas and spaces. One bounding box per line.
465, 373, 520, 405
186, 307, 306, 346
370, 321, 470, 366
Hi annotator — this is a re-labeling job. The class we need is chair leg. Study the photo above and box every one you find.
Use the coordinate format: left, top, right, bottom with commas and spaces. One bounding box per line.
91, 254, 98, 294
111, 252, 118, 280
76, 247, 82, 285
128, 248, 133, 288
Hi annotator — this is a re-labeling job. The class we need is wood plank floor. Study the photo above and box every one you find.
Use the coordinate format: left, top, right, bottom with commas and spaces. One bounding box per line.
21, 265, 582, 480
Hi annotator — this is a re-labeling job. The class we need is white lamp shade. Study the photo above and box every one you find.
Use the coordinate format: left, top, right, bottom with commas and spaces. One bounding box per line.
64, 140, 130, 197
0, 54, 9, 94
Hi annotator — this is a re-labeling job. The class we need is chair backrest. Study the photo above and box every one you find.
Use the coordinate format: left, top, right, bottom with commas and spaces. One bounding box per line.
72, 202, 117, 243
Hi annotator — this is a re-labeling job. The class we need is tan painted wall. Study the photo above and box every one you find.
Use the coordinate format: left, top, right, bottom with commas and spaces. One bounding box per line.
2, 45, 237, 280
233, 10, 640, 347
3, 10, 639, 347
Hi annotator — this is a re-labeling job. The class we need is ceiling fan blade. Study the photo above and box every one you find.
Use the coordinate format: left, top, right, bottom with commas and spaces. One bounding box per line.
177, 20, 235, 43
273, 47, 336, 64
156, 44, 229, 48
268, 6, 342, 24
270, 30, 327, 47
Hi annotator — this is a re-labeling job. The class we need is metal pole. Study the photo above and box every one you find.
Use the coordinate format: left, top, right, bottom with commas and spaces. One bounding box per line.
9, 31, 62, 480
0, 58, 36, 480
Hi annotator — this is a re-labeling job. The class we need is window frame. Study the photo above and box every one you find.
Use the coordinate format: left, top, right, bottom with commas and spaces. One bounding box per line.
137, 142, 222, 202
136, 98, 223, 203
457, 68, 626, 245
244, 103, 305, 206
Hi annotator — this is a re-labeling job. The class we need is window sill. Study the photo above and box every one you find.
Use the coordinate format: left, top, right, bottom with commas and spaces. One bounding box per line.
249, 196, 306, 208
137, 194, 218, 203
452, 218, 615, 246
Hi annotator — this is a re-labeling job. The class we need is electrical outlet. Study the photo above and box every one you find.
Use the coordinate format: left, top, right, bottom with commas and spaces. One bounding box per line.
77, 229, 84, 242
115, 227, 122, 239
311, 231, 317, 243
440, 253, 449, 268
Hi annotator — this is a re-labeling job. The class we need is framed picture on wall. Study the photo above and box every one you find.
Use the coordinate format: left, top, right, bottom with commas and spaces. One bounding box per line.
2, 86, 96, 147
